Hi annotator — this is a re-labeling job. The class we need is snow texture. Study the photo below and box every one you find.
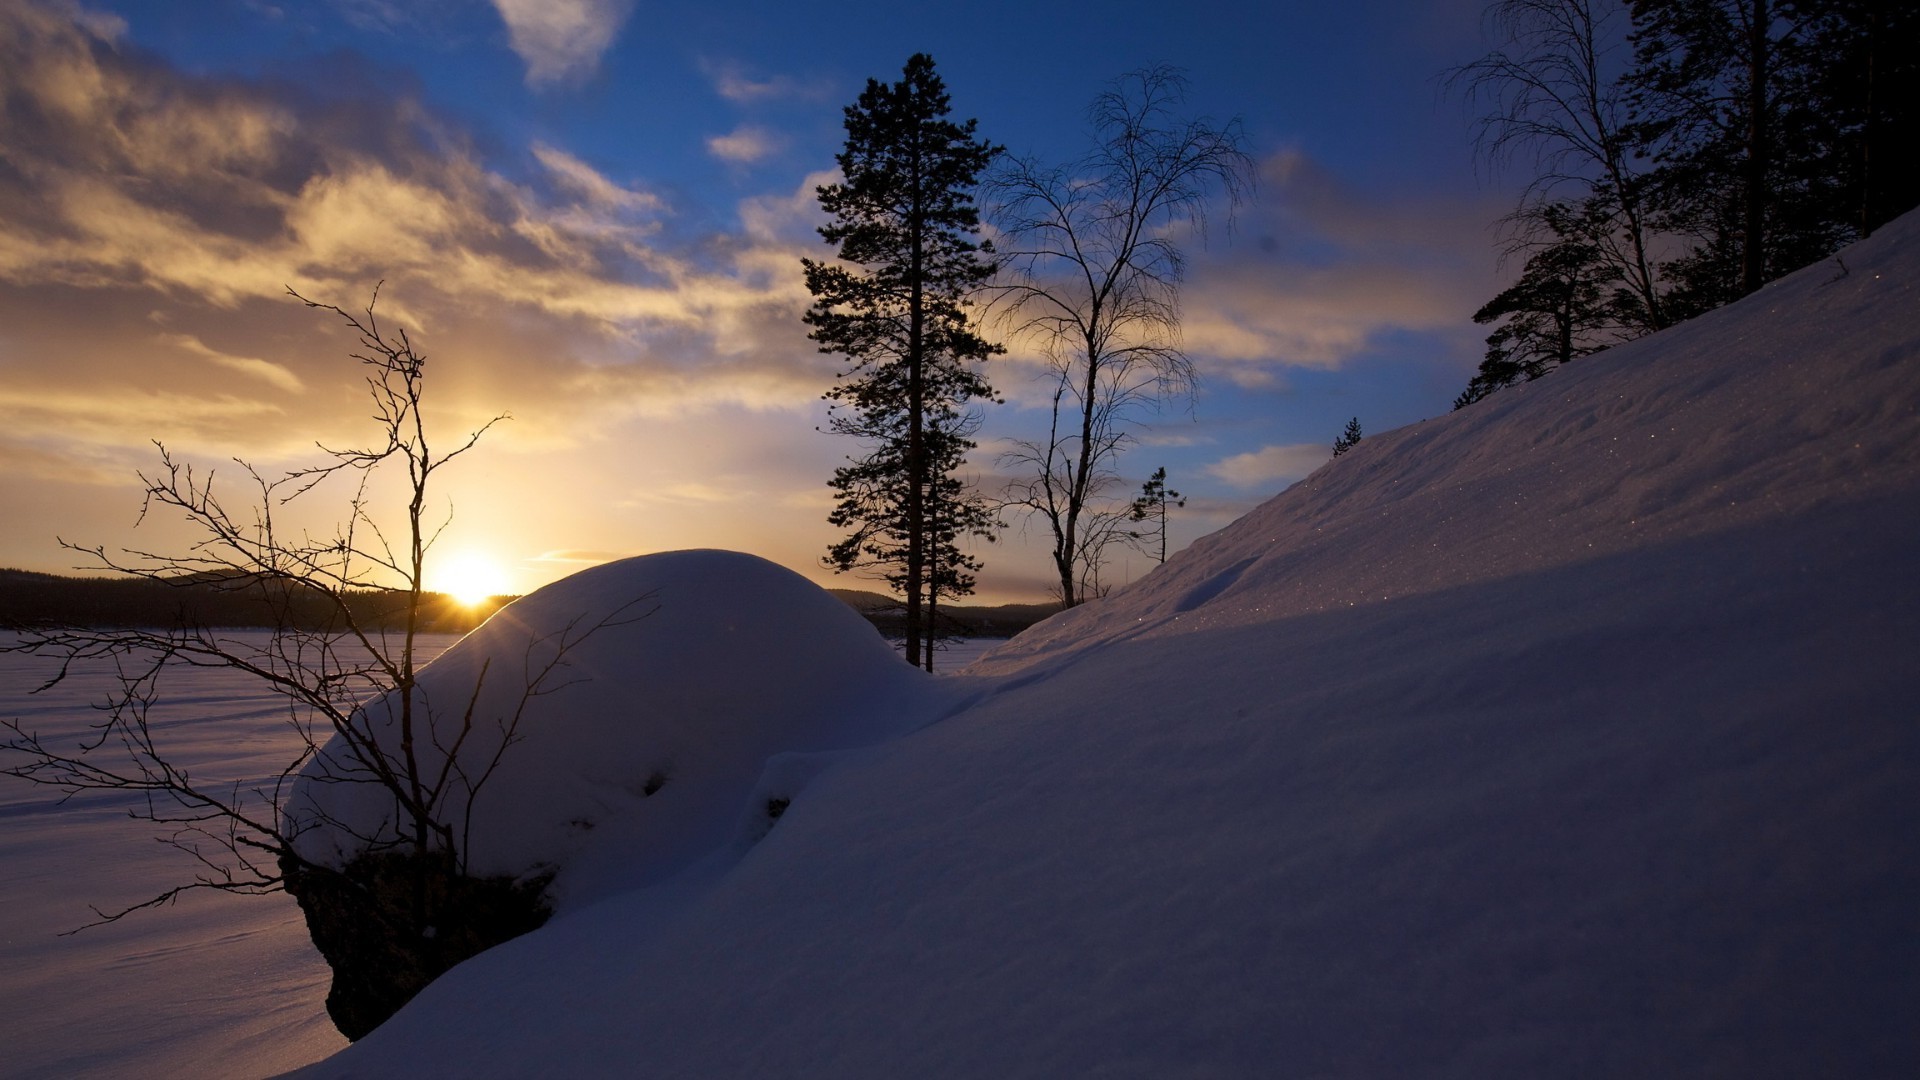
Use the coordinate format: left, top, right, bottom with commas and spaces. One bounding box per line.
0, 640, 358, 1078
292, 211, 1913, 1076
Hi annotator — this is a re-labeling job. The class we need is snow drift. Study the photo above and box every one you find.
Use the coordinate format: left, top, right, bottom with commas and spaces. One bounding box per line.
288, 550, 952, 908
299, 213, 1918, 1077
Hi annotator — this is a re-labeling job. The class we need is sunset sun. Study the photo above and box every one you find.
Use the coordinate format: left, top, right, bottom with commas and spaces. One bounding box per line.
435, 551, 511, 607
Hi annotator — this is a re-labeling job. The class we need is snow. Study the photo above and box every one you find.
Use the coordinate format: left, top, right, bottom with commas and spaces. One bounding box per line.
290, 212, 1917, 1076
287, 550, 958, 907
0, 638, 377, 1079
7, 208, 1916, 1076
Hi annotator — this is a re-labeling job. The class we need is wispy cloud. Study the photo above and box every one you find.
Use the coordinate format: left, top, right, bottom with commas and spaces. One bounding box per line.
698, 58, 827, 104
1164, 149, 1502, 379
0, 438, 131, 487
531, 143, 662, 213
705, 125, 782, 165
490, 0, 635, 86
529, 549, 630, 565
0, 384, 289, 448
163, 334, 305, 393
1204, 443, 1327, 489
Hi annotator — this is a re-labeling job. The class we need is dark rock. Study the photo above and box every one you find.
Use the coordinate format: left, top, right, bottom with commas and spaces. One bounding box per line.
281, 850, 552, 1040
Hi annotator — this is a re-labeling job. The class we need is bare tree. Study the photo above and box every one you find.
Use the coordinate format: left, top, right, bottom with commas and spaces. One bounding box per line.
988, 67, 1252, 606
1, 287, 642, 1034
1449, 0, 1668, 332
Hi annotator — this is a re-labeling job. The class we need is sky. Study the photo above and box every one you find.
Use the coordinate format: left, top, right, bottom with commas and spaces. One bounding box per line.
0, 0, 1523, 604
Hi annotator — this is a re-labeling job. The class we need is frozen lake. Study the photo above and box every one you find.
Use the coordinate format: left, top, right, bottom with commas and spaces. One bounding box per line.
0, 631, 455, 1079
0, 627, 1010, 1077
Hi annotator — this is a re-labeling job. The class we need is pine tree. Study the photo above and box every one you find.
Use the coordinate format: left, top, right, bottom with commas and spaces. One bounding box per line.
1624, 0, 1919, 311
1332, 418, 1365, 456
1455, 200, 1632, 407
804, 54, 1001, 670
1127, 466, 1184, 565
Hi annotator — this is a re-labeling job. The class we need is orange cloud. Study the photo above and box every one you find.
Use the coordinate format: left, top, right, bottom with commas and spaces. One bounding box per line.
161, 334, 305, 393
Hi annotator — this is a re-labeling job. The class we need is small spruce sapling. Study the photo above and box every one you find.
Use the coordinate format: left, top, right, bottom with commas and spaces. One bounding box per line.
1333, 417, 1363, 457
1128, 466, 1184, 565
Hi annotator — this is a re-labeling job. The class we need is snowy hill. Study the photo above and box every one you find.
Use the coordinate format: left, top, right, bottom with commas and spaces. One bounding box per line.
298, 213, 1918, 1077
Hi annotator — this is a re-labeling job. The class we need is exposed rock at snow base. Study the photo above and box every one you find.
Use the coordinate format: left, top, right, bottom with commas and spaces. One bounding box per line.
283, 550, 950, 1034
281, 852, 552, 1041
304, 215, 1917, 1076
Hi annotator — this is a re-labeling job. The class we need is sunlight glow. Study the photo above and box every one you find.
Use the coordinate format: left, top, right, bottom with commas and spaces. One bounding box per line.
435, 551, 512, 606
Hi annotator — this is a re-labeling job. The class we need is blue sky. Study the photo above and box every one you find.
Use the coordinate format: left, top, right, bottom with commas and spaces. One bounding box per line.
0, 0, 1524, 602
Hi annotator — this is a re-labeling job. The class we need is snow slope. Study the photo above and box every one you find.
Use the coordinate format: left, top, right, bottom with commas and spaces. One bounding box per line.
299, 214, 1918, 1077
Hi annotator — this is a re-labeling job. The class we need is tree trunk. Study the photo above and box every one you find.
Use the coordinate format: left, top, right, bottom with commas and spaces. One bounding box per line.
904, 148, 927, 669
1061, 324, 1103, 607
1740, 0, 1772, 296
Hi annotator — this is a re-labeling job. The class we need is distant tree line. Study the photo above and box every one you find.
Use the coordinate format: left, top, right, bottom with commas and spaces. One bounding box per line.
0, 567, 506, 633
1452, 0, 1919, 408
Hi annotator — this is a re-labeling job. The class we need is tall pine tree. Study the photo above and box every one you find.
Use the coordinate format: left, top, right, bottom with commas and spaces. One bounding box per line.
803, 54, 1001, 671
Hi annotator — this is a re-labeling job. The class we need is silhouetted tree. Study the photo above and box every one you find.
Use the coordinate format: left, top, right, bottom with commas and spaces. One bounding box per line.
989, 67, 1252, 606
1806, 0, 1920, 236
1332, 418, 1365, 456
1456, 200, 1636, 407
805, 54, 1002, 670
1127, 466, 1185, 565
1452, 0, 1918, 406
1450, 0, 1668, 333
922, 408, 1000, 669
1625, 0, 1919, 312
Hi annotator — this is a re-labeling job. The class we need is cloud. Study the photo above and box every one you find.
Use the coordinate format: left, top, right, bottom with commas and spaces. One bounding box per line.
0, 0, 893, 538
1160, 149, 1503, 378
0, 438, 130, 487
48, 0, 125, 39
0, 383, 289, 448
531, 143, 662, 214
705, 126, 782, 166
490, 0, 635, 86
736, 168, 833, 244
1204, 443, 1328, 488
162, 333, 305, 393
326, 0, 414, 32
529, 549, 630, 565
627, 481, 752, 506
1135, 430, 1212, 449
697, 58, 826, 104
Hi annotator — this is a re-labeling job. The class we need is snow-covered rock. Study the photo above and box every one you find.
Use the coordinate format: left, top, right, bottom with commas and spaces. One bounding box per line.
299, 212, 1919, 1077
288, 549, 951, 907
